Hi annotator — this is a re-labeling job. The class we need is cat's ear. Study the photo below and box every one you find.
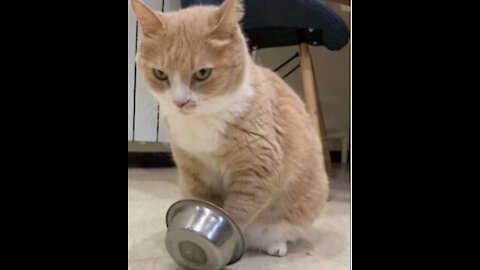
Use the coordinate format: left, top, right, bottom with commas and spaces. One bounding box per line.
131, 0, 166, 37
210, 0, 244, 43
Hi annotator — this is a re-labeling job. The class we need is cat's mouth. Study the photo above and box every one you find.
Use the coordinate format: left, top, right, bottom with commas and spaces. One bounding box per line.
178, 102, 197, 114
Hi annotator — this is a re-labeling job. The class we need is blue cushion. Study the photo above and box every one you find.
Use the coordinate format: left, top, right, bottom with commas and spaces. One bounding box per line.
180, 0, 349, 50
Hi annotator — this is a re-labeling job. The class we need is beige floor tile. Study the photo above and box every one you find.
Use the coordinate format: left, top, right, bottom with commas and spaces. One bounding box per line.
128, 166, 350, 269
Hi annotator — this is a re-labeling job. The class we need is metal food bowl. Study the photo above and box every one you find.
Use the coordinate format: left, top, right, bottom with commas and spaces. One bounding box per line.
165, 199, 246, 270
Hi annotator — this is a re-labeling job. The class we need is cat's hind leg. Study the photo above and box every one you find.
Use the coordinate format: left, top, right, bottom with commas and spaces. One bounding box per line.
244, 220, 302, 257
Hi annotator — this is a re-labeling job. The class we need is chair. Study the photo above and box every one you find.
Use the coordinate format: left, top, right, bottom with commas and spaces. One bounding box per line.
180, 0, 350, 172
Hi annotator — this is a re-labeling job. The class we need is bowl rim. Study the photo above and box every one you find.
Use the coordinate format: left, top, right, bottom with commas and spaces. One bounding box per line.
165, 199, 246, 265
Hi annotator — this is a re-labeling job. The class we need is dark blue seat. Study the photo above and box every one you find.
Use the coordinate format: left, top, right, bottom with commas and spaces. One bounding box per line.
180, 0, 350, 50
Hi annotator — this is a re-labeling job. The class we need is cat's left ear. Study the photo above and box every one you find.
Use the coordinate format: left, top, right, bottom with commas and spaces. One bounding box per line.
131, 0, 166, 38
210, 0, 244, 42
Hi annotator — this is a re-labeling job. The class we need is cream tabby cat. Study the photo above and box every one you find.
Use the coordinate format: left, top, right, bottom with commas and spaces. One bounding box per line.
131, 0, 329, 257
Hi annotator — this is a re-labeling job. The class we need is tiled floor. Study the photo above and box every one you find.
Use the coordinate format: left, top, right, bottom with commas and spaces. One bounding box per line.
128, 165, 350, 270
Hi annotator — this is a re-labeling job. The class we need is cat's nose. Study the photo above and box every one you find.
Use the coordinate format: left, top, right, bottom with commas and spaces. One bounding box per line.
173, 99, 188, 108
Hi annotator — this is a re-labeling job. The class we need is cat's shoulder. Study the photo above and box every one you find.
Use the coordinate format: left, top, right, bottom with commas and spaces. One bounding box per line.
251, 64, 295, 97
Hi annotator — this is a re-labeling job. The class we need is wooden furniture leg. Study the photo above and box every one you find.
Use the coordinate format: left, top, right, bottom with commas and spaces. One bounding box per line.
299, 43, 332, 173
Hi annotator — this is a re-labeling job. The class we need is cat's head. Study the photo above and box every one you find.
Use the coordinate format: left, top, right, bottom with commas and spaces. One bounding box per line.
131, 0, 250, 116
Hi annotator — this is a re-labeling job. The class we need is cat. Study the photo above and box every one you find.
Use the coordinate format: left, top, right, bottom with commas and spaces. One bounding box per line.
131, 0, 329, 257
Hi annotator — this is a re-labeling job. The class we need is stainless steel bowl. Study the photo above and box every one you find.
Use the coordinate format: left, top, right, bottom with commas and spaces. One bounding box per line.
165, 199, 246, 270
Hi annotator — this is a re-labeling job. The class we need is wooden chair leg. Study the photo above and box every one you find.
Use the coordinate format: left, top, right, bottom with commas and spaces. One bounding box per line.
299, 43, 332, 173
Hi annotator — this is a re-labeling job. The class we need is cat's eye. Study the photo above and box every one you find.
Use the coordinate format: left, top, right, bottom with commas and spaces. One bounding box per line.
193, 68, 212, 81
152, 69, 168, 81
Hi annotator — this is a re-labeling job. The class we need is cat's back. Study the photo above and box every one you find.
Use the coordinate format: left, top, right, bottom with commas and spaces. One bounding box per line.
251, 64, 318, 142
247, 64, 324, 178
249, 64, 328, 216
252, 64, 309, 117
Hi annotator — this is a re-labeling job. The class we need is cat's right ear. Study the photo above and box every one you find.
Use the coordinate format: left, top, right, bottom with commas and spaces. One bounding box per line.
208, 0, 243, 45
131, 0, 165, 37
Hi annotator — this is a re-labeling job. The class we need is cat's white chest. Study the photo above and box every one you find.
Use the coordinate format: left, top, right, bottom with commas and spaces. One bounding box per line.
165, 115, 229, 194
166, 114, 227, 154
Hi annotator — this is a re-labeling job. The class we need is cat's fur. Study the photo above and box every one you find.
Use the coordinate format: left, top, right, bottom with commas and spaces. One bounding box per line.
131, 0, 329, 257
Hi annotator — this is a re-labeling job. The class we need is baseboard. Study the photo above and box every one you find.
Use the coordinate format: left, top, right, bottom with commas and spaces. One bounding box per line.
128, 151, 349, 168
128, 152, 175, 168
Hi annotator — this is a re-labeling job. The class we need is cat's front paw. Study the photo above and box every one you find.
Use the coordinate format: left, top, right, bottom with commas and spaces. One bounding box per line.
263, 242, 288, 257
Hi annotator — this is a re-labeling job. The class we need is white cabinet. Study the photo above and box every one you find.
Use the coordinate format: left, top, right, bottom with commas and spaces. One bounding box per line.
128, 6, 135, 141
